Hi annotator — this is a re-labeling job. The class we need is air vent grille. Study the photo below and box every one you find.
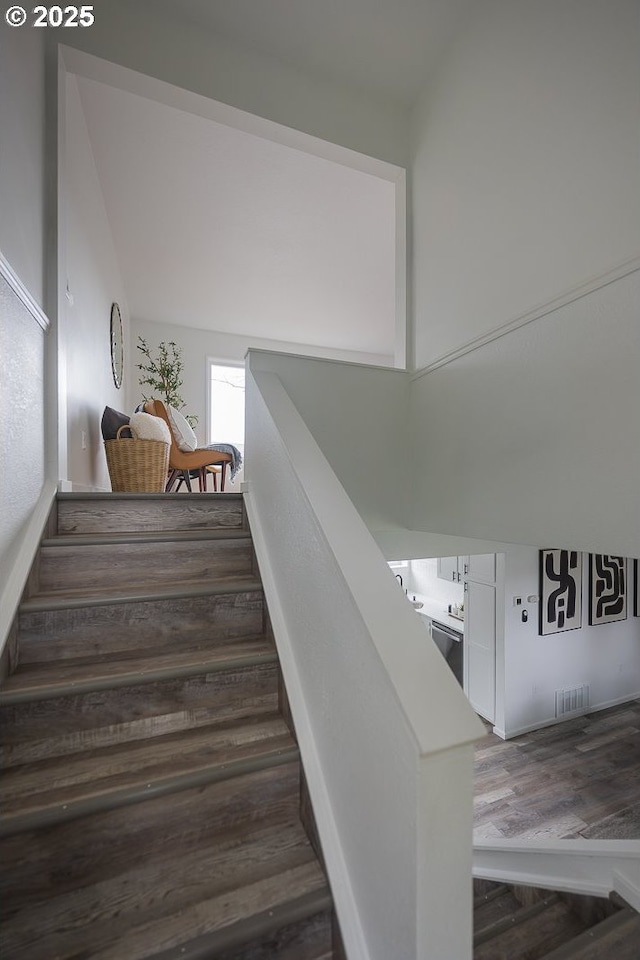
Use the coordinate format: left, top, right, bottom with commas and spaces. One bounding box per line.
555, 684, 590, 718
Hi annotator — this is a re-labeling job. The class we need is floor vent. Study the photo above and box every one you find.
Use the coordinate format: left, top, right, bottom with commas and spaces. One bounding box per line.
555, 684, 590, 718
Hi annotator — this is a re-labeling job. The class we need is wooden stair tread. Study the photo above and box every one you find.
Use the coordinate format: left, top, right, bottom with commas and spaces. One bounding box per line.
2, 818, 325, 960
97, 863, 329, 960
1, 492, 336, 960
2, 762, 302, 913
539, 907, 640, 960
1, 714, 297, 829
474, 894, 588, 958
20, 575, 263, 612
473, 881, 508, 909
0, 637, 277, 703
473, 885, 521, 933
3, 818, 322, 960
147, 888, 333, 960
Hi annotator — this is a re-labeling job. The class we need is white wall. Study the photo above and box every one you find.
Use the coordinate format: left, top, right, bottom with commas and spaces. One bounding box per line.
247, 350, 411, 533
408, 0, 640, 558
411, 0, 640, 366
409, 269, 640, 558
0, 25, 46, 308
502, 546, 640, 738
0, 24, 49, 628
377, 527, 640, 737
63, 73, 130, 490
130, 319, 395, 448
407, 557, 464, 609
0, 276, 46, 585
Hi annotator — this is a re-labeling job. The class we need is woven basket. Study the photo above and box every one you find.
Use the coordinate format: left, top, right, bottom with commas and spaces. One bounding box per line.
104, 424, 169, 493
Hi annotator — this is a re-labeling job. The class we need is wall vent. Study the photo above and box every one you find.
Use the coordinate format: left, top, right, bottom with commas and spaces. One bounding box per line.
555, 684, 590, 718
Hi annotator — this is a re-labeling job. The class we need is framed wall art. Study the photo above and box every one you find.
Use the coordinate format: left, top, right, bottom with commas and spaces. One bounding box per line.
539, 549, 582, 635
588, 555, 627, 625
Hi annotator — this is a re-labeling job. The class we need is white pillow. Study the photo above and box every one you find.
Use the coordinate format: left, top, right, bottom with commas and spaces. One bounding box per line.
168, 405, 197, 452
129, 411, 171, 444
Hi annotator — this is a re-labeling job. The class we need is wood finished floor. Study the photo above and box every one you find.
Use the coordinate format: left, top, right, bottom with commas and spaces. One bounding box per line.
473, 699, 640, 841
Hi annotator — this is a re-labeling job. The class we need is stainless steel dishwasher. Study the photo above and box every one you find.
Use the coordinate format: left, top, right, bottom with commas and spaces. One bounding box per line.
430, 619, 463, 687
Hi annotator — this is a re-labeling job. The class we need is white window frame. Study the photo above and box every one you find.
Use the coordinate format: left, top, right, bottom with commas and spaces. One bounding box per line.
205, 357, 246, 448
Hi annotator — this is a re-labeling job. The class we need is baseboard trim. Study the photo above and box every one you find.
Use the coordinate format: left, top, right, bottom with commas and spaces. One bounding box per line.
0, 480, 57, 658
0, 250, 50, 332
499, 694, 640, 739
412, 256, 640, 379
60, 481, 110, 493
244, 489, 370, 960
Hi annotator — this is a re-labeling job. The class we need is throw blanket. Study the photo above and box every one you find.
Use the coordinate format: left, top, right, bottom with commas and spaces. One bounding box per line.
205, 443, 243, 482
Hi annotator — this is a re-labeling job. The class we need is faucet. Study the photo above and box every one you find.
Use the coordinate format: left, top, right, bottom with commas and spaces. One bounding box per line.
395, 574, 405, 592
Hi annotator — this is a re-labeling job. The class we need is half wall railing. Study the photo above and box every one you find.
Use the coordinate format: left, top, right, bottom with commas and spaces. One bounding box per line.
244, 356, 484, 960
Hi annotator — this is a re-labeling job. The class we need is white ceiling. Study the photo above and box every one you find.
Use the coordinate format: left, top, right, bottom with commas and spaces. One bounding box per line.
75, 1, 473, 359
149, 0, 474, 106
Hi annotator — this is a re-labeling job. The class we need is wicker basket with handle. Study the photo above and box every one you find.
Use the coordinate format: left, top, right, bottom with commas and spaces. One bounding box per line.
104, 424, 169, 493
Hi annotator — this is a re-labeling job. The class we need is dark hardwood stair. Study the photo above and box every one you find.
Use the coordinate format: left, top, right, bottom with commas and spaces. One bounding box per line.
474, 879, 640, 959
0, 492, 336, 959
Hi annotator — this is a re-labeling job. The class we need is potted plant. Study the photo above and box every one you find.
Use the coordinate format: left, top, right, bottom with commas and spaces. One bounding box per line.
136, 336, 198, 427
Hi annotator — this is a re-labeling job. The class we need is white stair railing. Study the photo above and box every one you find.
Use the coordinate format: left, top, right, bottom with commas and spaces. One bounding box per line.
244, 359, 484, 960
474, 838, 640, 910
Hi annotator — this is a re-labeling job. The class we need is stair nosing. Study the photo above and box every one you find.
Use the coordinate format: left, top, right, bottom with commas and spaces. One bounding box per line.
41, 529, 250, 548
56, 492, 244, 501
473, 882, 510, 911
145, 887, 333, 960
473, 892, 560, 946
20, 577, 263, 613
0, 648, 278, 705
0, 744, 300, 837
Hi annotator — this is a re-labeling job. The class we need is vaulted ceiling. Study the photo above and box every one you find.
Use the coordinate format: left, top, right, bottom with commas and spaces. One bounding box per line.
77, 74, 397, 354
149, 0, 474, 106
74, 0, 474, 358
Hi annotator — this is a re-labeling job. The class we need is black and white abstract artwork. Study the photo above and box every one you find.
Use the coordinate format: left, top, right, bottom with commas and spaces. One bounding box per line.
589, 555, 627, 625
539, 549, 582, 635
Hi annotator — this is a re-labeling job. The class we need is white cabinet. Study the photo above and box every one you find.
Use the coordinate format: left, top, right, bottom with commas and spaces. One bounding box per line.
437, 553, 496, 584
464, 554, 498, 724
465, 579, 496, 722
437, 555, 469, 583
467, 553, 496, 584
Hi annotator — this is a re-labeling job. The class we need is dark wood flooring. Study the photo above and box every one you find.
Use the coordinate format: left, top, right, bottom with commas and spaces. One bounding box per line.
473, 699, 640, 840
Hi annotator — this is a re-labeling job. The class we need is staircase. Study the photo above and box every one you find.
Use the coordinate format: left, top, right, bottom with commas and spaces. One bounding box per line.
0, 492, 337, 960
474, 879, 640, 959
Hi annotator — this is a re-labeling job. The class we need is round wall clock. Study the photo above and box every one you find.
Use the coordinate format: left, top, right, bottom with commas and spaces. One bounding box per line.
110, 302, 124, 389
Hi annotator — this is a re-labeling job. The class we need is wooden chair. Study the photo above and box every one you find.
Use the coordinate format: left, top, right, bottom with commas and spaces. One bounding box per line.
175, 465, 222, 493
143, 399, 232, 492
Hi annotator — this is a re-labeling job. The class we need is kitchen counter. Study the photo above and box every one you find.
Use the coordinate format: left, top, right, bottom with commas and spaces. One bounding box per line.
405, 592, 465, 634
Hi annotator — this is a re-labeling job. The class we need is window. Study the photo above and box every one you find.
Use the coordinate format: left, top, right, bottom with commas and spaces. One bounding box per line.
208, 362, 245, 449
